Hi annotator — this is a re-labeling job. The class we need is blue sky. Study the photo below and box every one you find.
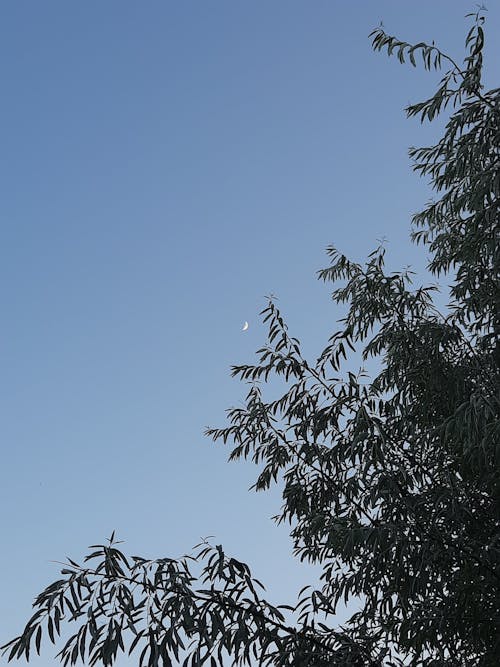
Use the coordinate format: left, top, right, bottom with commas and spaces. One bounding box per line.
1, 2, 498, 664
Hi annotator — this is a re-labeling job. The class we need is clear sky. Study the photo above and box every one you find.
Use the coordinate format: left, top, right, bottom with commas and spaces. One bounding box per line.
1, 2, 498, 664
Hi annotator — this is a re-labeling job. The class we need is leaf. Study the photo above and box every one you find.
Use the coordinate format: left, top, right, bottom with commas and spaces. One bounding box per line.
35, 627, 42, 656
48, 617, 55, 644
128, 630, 144, 656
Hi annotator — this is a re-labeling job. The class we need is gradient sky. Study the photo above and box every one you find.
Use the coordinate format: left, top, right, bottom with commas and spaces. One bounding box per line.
1, 2, 498, 665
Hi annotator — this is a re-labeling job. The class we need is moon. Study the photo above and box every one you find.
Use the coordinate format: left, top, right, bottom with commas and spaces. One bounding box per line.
242, 321, 249, 331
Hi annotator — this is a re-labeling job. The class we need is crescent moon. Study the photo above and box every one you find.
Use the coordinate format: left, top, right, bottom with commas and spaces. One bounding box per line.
242, 321, 249, 331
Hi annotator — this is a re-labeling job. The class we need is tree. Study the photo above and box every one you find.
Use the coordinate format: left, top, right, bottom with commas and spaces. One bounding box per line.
2, 10, 499, 666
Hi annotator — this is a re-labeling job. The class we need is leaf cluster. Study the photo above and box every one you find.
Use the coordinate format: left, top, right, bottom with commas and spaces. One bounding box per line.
1, 537, 375, 666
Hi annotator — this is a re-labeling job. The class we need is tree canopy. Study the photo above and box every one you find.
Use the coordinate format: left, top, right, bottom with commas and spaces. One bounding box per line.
2, 11, 499, 667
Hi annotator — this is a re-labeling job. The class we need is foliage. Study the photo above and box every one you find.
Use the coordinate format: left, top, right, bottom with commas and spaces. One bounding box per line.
2, 10, 499, 666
